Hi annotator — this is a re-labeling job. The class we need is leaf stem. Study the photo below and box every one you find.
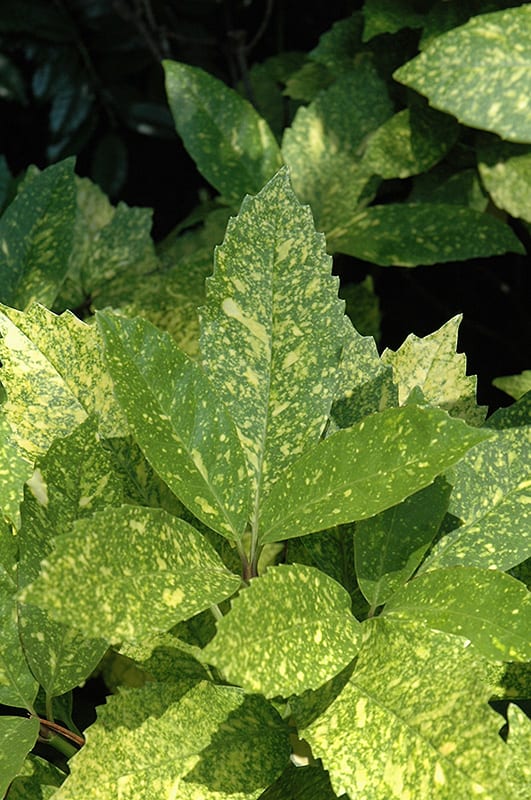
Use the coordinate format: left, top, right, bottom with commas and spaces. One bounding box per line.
209, 603, 223, 622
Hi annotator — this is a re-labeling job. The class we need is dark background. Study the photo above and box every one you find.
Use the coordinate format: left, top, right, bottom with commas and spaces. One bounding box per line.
0, 0, 528, 411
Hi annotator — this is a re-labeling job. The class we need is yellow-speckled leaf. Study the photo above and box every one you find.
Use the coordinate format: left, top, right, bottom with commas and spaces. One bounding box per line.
20, 505, 240, 643
420, 427, 531, 573
0, 159, 76, 310
0, 716, 40, 799
98, 312, 251, 540
17, 416, 121, 696
493, 370, 531, 401
164, 60, 282, 206
297, 618, 517, 799
282, 66, 391, 235
203, 564, 361, 698
478, 139, 531, 223
486, 392, 531, 430
355, 479, 451, 608
200, 168, 345, 510
260, 405, 491, 543
384, 566, 531, 661
394, 6, 531, 143
331, 316, 397, 429
0, 308, 86, 523
382, 315, 486, 425
2, 303, 127, 437
4, 753, 64, 799
362, 0, 423, 41
52, 680, 289, 800
0, 595, 38, 710
332, 202, 524, 266
506, 704, 531, 796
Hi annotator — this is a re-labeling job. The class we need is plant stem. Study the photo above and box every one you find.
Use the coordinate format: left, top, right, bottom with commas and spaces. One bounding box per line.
45, 692, 54, 723
210, 603, 223, 622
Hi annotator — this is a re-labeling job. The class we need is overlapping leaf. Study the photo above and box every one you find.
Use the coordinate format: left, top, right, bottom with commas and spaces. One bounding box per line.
506, 704, 531, 796
478, 139, 531, 223
200, 168, 345, 506
332, 202, 524, 266
384, 567, 531, 661
0, 717, 40, 799
98, 312, 251, 540
394, 6, 531, 143
260, 405, 491, 542
164, 60, 282, 206
282, 66, 391, 236
493, 371, 531, 401
0, 159, 76, 310
296, 619, 518, 799
52, 680, 290, 800
420, 427, 531, 573
381, 315, 486, 425
355, 479, 451, 608
203, 564, 362, 697
4, 753, 64, 799
362, 0, 424, 41
0, 595, 38, 710
20, 506, 241, 643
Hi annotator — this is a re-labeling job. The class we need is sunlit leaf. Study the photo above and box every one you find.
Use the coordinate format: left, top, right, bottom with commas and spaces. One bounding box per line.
493, 371, 531, 401
478, 139, 531, 223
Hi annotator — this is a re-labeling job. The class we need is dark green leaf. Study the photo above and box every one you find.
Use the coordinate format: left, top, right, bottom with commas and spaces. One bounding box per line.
0, 717, 40, 799
4, 753, 64, 799
362, 0, 424, 42
260, 405, 491, 542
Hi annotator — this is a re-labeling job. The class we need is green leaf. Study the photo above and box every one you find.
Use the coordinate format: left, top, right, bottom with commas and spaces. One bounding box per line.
331, 317, 397, 430
282, 66, 391, 235
164, 60, 282, 206
332, 202, 524, 266
493, 370, 531, 401
4, 754, 64, 800
98, 312, 251, 540
478, 139, 531, 223
20, 505, 241, 643
486, 392, 531, 430
339, 276, 381, 341
52, 681, 289, 800
260, 405, 491, 543
382, 315, 486, 425
362, 0, 424, 42
260, 762, 340, 800
298, 619, 516, 799
506, 704, 531, 797
362, 102, 458, 179
0, 716, 40, 799
309, 13, 364, 75
200, 167, 345, 504
285, 525, 359, 600
203, 564, 361, 697
409, 165, 489, 211
0, 308, 87, 523
420, 427, 531, 573
394, 6, 531, 143
0, 159, 76, 309
16, 416, 119, 696
384, 566, 531, 661
355, 478, 451, 607
2, 303, 127, 437
0, 595, 38, 710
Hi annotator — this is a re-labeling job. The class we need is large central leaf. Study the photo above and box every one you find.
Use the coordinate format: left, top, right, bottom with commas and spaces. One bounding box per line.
200, 167, 345, 519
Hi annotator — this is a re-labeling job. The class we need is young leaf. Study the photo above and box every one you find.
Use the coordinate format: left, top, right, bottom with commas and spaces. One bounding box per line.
282, 66, 391, 235
0, 716, 40, 799
20, 506, 241, 643
203, 564, 361, 698
384, 566, 531, 662
332, 202, 525, 266
200, 167, 345, 505
164, 60, 282, 206
260, 405, 491, 543
478, 139, 531, 224
98, 312, 251, 540
419, 427, 531, 573
0, 158, 76, 310
297, 619, 517, 799
52, 680, 289, 800
381, 315, 486, 425
394, 6, 531, 143
355, 478, 451, 608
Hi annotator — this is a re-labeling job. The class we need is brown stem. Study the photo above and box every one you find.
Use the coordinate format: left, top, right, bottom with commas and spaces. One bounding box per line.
37, 717, 85, 748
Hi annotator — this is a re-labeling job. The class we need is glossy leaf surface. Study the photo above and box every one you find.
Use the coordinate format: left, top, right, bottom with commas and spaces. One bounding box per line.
260, 405, 490, 542
394, 6, 531, 143
384, 567, 531, 661
20, 506, 241, 643
164, 60, 282, 205
200, 168, 345, 503
98, 312, 251, 540
203, 564, 362, 697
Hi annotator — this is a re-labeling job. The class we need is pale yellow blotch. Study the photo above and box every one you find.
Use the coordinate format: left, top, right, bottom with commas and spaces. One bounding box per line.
344, 489, 352, 498
26, 468, 48, 506
221, 298, 269, 346
434, 762, 446, 785
314, 629, 322, 644
282, 350, 299, 369
156, 556, 168, 571
194, 496, 217, 516
355, 697, 367, 727
167, 777, 181, 800
162, 587, 184, 608
296, 670, 305, 682
308, 117, 325, 158
78, 496, 92, 509
244, 365, 261, 387
276, 239, 294, 260
191, 448, 208, 480
272, 401, 290, 418
439, 741, 457, 757
130, 520, 145, 533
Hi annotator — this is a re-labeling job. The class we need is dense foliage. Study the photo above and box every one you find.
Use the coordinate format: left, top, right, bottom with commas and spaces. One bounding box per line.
0, 2, 530, 798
